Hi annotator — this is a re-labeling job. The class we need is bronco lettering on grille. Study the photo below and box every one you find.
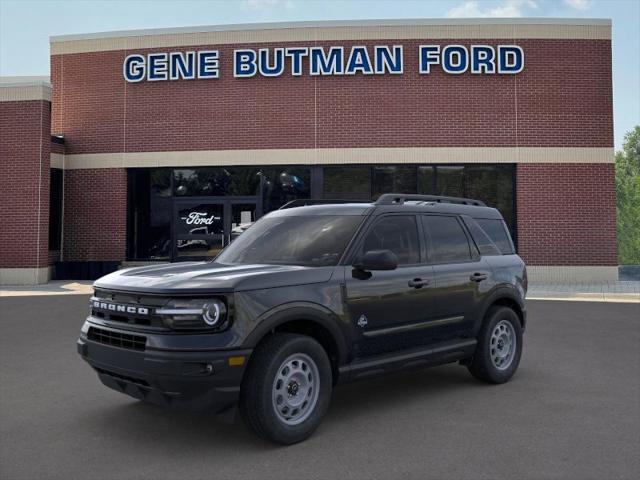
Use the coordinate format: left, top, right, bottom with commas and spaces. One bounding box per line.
92, 300, 149, 315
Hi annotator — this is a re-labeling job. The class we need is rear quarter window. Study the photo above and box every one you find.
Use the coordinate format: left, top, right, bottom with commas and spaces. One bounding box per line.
475, 218, 515, 255
462, 217, 502, 256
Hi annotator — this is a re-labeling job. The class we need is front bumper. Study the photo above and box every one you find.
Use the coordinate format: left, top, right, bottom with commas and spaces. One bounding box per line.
77, 323, 251, 413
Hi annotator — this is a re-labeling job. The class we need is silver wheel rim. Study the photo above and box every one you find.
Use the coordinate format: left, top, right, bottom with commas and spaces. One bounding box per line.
490, 320, 517, 370
272, 353, 320, 426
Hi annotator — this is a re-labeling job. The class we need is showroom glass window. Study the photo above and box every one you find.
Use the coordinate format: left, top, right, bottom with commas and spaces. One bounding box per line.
128, 169, 172, 260
128, 164, 515, 261
372, 166, 416, 199
260, 167, 311, 212
319, 164, 516, 237
323, 166, 371, 200
173, 167, 262, 197
127, 166, 311, 260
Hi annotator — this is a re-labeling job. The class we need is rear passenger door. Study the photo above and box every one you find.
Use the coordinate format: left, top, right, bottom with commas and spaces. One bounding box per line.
421, 215, 490, 339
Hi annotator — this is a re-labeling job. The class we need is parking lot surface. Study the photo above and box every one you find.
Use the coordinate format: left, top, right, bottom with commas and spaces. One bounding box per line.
1, 295, 638, 480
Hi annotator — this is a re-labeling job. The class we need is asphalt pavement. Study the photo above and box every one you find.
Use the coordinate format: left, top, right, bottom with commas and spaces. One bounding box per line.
1, 295, 638, 480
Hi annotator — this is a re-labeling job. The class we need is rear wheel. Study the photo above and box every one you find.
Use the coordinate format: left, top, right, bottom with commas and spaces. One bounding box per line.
239, 333, 332, 444
468, 306, 523, 384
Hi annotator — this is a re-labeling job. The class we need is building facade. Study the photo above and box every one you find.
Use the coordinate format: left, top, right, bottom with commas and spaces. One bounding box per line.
0, 18, 616, 284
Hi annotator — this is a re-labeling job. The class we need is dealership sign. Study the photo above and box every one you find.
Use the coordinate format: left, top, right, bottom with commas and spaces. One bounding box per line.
123, 44, 524, 82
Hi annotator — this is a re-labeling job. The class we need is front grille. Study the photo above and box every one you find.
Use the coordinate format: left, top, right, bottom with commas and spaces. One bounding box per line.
88, 326, 146, 351
91, 310, 159, 327
90, 291, 168, 330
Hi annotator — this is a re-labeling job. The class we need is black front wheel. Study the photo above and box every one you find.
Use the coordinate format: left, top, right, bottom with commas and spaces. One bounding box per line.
239, 333, 332, 444
468, 306, 523, 384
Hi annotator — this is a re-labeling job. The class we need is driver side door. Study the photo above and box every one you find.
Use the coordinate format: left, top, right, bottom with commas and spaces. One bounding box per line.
343, 214, 434, 357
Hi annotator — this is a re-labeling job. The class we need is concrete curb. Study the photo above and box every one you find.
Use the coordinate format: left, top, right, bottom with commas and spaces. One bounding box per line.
527, 294, 640, 303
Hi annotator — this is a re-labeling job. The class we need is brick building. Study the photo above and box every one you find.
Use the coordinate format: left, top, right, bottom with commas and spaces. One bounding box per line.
0, 18, 616, 284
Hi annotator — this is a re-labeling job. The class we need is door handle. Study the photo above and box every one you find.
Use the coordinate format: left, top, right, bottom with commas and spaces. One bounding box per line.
470, 272, 488, 282
408, 278, 429, 289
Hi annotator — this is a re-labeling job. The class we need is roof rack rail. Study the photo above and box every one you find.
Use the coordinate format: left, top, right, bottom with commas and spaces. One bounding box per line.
375, 194, 486, 207
279, 199, 369, 209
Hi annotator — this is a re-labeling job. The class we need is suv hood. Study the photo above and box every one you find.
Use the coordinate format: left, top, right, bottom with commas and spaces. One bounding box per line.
93, 262, 335, 295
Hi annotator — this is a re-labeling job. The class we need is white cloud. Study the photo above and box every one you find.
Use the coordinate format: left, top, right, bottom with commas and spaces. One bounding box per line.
446, 0, 538, 18
563, 0, 591, 10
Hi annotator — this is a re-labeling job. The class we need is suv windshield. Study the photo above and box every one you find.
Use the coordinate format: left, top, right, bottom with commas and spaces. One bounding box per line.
215, 215, 363, 266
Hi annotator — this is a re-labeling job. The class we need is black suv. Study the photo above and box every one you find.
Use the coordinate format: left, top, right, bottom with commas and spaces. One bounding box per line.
78, 194, 527, 444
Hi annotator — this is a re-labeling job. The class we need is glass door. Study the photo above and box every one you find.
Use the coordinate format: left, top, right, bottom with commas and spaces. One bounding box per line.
172, 197, 262, 261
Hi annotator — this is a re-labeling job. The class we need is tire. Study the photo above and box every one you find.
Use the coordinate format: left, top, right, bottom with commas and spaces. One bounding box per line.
239, 333, 332, 444
467, 306, 523, 384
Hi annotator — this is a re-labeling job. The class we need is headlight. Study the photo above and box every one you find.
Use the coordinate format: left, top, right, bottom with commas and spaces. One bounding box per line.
156, 298, 227, 330
203, 301, 224, 326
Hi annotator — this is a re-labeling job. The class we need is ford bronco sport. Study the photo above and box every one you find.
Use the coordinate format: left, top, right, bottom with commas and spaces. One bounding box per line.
78, 194, 527, 444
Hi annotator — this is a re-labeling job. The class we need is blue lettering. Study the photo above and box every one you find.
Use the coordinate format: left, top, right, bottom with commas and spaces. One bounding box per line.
374, 45, 403, 74
258, 48, 285, 77
147, 53, 168, 81
285, 47, 308, 76
123, 44, 523, 81
169, 52, 196, 80
123, 54, 145, 82
346, 47, 373, 75
197, 51, 219, 79
234, 49, 257, 77
309, 47, 344, 75
471, 46, 496, 74
498, 46, 524, 74
419, 45, 440, 74
442, 45, 468, 74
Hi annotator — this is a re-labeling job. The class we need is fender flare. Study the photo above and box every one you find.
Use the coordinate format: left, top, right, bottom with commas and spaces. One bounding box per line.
242, 302, 350, 366
474, 286, 526, 334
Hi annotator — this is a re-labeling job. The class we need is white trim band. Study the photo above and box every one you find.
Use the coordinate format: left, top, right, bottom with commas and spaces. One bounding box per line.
60, 147, 614, 170
50, 18, 612, 55
51, 153, 65, 169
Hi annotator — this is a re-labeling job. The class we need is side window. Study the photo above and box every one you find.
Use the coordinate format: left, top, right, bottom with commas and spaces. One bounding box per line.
476, 219, 515, 254
462, 216, 502, 256
361, 215, 420, 265
422, 215, 472, 263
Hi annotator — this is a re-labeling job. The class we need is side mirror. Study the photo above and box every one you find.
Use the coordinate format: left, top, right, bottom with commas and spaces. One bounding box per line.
354, 249, 398, 271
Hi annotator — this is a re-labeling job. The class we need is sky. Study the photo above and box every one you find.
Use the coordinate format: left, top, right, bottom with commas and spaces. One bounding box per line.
1, 0, 638, 149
